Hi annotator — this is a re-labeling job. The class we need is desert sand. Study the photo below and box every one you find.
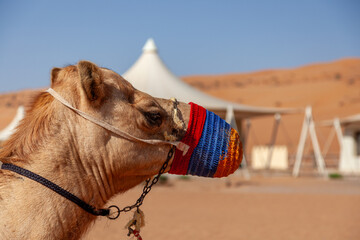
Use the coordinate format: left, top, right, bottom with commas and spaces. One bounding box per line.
84, 174, 360, 240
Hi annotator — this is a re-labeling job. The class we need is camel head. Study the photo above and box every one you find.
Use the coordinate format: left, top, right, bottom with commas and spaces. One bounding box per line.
48, 61, 193, 193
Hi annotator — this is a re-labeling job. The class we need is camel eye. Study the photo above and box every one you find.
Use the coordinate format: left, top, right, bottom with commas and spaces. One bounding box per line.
144, 111, 162, 127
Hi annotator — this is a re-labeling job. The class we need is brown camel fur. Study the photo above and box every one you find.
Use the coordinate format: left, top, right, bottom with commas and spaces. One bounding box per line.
0, 61, 190, 240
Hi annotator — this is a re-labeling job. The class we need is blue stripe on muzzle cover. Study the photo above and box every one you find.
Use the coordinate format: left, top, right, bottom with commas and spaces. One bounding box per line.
186, 110, 232, 177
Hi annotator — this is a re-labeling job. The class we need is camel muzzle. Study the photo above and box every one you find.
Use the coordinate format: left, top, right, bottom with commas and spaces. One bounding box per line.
169, 103, 243, 178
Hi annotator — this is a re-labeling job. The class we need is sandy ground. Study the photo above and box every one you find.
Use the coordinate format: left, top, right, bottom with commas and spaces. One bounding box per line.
84, 173, 360, 240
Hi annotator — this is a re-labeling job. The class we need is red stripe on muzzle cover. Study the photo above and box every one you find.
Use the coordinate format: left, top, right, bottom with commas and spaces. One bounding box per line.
169, 103, 206, 175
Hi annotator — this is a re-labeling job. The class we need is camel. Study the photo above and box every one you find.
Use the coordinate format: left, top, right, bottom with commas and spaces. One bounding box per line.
0, 61, 191, 239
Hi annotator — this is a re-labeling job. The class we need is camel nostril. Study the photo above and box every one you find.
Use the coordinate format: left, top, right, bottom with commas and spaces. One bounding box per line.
171, 128, 178, 135
171, 127, 187, 140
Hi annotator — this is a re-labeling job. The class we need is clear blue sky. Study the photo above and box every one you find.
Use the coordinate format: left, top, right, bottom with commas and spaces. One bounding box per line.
0, 0, 359, 93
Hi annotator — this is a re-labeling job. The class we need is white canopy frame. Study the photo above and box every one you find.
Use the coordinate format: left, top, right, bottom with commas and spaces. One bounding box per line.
292, 106, 327, 178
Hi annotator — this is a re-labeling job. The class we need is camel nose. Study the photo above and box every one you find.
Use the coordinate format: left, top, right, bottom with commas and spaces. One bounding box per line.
169, 103, 243, 178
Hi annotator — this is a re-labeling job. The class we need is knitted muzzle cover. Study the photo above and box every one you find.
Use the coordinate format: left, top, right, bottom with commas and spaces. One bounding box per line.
169, 102, 243, 178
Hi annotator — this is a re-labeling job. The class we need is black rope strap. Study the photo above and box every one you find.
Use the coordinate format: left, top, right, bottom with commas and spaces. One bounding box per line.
0, 163, 110, 217
0, 146, 175, 220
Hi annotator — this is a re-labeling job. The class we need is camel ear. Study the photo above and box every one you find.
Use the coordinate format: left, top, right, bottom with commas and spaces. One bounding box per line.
50, 67, 62, 86
78, 61, 105, 104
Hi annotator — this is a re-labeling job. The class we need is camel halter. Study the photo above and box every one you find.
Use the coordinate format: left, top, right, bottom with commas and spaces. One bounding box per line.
46, 88, 190, 154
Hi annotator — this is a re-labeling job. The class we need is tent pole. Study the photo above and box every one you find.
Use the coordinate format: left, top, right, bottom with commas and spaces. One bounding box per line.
293, 107, 310, 177
239, 119, 251, 180
333, 118, 343, 148
322, 125, 336, 158
225, 105, 238, 132
244, 119, 251, 144
308, 114, 327, 178
266, 114, 281, 170
226, 106, 250, 179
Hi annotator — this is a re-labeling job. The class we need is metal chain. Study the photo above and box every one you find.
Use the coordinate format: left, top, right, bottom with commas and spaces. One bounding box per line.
107, 146, 175, 219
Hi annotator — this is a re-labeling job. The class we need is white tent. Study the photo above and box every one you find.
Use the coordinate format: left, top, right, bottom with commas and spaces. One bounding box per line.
123, 38, 294, 122
322, 114, 360, 174
0, 106, 25, 142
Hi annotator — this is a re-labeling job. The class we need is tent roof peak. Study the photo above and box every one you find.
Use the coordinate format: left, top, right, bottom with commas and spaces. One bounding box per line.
142, 38, 157, 53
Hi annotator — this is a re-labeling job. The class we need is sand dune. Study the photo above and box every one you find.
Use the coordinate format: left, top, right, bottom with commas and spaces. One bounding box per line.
183, 58, 360, 116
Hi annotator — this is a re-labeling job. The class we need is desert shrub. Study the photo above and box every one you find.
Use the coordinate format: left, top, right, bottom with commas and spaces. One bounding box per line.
328, 173, 343, 179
